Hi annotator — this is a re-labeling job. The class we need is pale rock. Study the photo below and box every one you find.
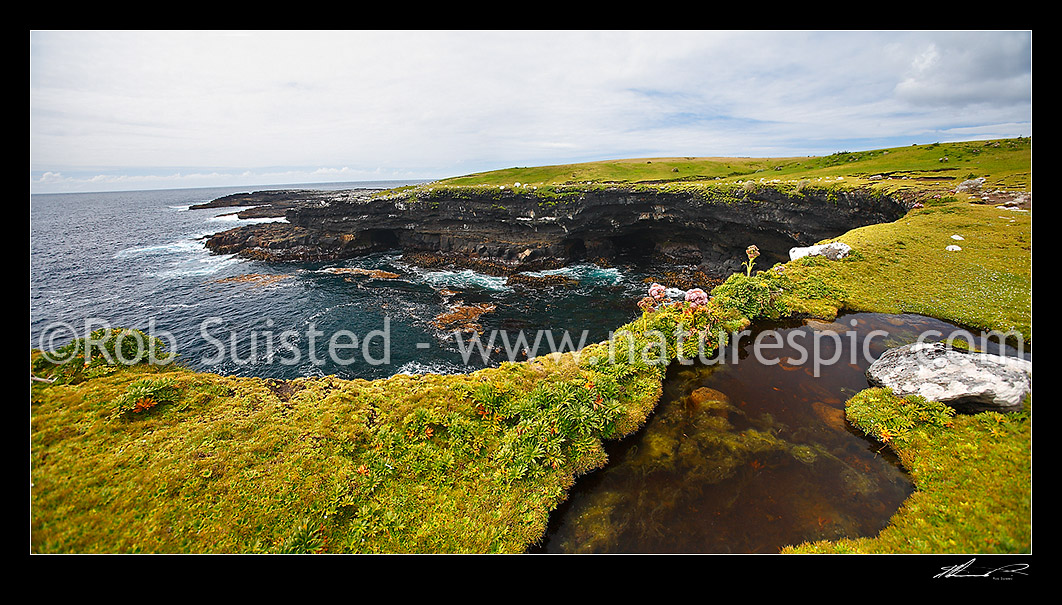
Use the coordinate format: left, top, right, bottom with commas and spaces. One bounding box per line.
866, 342, 1032, 413
955, 177, 986, 193
789, 241, 852, 262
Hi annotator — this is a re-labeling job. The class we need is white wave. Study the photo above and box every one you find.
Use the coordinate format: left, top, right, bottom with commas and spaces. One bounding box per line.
160, 302, 201, 310
394, 360, 475, 376
518, 263, 624, 285
208, 213, 243, 223
151, 255, 243, 279
192, 228, 225, 240
315, 264, 395, 275
415, 268, 512, 292
168, 205, 191, 211
244, 216, 289, 224
114, 239, 202, 258
304, 301, 361, 323
207, 212, 288, 225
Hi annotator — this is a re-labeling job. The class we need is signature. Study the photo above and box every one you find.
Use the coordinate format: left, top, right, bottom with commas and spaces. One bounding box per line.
934, 558, 1029, 579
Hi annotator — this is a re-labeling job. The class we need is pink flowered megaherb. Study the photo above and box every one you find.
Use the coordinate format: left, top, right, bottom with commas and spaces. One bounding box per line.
684, 288, 709, 309
648, 282, 667, 301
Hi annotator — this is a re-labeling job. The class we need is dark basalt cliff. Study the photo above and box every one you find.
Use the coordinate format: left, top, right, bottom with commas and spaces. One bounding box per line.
202, 185, 910, 275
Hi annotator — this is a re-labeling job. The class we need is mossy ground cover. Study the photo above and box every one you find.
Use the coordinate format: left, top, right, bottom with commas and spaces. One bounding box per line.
30, 335, 667, 553
424, 137, 1030, 193
30, 138, 1031, 553
809, 201, 1031, 341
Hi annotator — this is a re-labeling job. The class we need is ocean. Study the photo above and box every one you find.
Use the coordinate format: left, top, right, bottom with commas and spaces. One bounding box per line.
29, 181, 653, 381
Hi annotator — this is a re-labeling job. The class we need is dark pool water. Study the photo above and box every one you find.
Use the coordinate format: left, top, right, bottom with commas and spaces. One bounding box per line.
532, 312, 1030, 553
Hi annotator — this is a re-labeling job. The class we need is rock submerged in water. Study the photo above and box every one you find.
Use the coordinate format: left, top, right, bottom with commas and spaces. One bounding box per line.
686, 387, 731, 417
322, 267, 401, 279
811, 401, 848, 431
865, 342, 1032, 413
431, 302, 497, 334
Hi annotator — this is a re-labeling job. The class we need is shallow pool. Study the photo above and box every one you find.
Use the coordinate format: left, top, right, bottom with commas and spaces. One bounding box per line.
532, 312, 1029, 553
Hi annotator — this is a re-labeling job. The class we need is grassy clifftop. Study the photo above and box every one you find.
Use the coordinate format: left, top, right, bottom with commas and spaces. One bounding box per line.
429, 137, 1030, 193
30, 138, 1032, 554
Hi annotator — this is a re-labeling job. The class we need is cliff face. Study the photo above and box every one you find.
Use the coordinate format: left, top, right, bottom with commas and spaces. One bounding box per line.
203, 186, 910, 274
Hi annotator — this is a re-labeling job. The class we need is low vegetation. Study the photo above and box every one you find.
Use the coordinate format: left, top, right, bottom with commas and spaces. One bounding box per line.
418, 136, 1030, 199
30, 138, 1031, 553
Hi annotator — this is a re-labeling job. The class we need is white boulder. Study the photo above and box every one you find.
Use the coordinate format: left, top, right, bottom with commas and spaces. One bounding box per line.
866, 342, 1032, 413
789, 241, 852, 262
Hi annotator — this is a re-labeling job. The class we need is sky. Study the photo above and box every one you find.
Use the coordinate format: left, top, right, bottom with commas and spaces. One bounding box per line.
29, 30, 1033, 194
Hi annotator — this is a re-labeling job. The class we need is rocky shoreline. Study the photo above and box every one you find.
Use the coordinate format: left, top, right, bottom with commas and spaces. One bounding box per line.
197, 184, 911, 279
191, 188, 388, 219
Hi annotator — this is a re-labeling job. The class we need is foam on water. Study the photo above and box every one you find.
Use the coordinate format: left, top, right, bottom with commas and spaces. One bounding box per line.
414, 268, 513, 292
205, 209, 288, 224
112, 230, 246, 279
152, 255, 243, 279
394, 360, 474, 376
520, 263, 624, 285
114, 239, 203, 259
208, 213, 244, 223
245, 216, 289, 224
303, 301, 362, 324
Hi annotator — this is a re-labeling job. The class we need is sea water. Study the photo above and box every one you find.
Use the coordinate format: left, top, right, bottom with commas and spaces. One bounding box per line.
30, 182, 653, 381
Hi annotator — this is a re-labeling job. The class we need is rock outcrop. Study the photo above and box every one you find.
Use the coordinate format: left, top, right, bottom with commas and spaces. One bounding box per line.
789, 241, 853, 262
865, 342, 1032, 413
201, 185, 909, 275
191, 188, 385, 219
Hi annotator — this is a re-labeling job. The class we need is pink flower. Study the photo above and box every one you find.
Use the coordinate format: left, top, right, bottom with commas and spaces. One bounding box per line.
684, 288, 708, 308
648, 282, 667, 301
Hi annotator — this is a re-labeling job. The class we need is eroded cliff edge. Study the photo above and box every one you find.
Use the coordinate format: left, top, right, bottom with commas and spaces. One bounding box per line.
202, 184, 911, 276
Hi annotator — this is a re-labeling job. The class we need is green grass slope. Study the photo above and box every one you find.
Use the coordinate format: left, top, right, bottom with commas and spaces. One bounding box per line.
431, 137, 1030, 192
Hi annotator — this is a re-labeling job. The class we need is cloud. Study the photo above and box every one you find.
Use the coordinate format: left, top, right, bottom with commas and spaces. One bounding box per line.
892, 32, 1032, 108
30, 30, 1032, 193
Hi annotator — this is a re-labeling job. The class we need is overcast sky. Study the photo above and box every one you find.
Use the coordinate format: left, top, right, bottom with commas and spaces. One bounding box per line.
29, 30, 1032, 194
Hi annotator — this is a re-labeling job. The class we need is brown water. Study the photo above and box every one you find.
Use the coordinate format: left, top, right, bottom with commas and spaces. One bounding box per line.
532, 312, 1029, 553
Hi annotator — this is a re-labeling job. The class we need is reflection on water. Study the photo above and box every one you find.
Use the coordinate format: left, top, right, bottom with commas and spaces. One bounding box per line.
533, 312, 1029, 553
